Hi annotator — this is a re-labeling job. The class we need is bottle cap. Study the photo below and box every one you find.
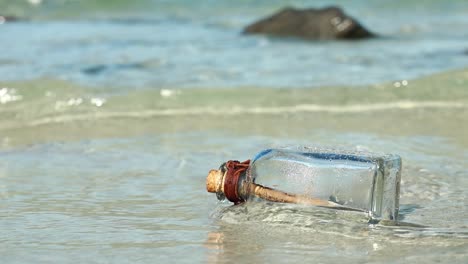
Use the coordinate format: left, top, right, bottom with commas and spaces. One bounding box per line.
206, 160, 251, 204
206, 169, 224, 193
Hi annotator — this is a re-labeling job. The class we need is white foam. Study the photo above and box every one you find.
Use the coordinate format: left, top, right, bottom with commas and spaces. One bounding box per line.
5, 100, 468, 128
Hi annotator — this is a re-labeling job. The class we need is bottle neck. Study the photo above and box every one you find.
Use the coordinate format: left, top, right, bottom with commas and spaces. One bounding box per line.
206, 160, 251, 203
221, 160, 251, 204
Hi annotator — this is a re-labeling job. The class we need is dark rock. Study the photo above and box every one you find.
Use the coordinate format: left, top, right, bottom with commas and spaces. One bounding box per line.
82, 65, 108, 75
0, 15, 21, 23
82, 62, 146, 75
243, 6, 375, 40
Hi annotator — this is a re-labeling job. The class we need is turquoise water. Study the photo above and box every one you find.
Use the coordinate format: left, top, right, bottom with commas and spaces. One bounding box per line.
1, 1, 468, 263
1, 0, 468, 89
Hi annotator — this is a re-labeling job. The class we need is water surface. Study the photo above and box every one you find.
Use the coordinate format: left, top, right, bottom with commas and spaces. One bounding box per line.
1, 0, 468, 263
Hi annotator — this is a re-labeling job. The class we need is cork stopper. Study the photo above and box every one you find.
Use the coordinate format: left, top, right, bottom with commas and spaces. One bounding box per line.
206, 169, 224, 193
206, 160, 250, 204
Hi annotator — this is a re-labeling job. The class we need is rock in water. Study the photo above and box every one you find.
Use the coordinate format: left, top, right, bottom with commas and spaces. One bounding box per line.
0, 15, 20, 23
243, 6, 375, 40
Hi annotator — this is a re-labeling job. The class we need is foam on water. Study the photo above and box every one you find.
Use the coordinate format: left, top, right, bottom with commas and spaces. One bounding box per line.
0, 100, 466, 130
1, 68, 468, 132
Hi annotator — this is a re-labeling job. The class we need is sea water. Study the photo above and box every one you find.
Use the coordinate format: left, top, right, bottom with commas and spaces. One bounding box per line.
1, 0, 468, 89
0, 0, 467, 263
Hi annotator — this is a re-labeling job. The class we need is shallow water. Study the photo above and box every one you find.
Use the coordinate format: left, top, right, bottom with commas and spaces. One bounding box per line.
1, 0, 468, 263
1, 71, 468, 263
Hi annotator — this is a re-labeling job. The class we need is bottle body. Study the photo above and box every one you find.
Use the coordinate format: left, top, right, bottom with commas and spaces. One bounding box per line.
245, 147, 401, 220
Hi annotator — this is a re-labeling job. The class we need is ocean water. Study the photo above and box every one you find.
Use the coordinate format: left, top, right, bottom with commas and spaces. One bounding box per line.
1, 0, 468, 88
1, 0, 468, 263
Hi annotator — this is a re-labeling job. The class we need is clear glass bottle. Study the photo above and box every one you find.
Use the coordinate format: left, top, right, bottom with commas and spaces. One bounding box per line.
206, 146, 402, 221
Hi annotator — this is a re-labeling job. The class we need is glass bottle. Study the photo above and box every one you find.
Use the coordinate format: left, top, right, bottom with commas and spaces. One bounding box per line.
206, 146, 402, 221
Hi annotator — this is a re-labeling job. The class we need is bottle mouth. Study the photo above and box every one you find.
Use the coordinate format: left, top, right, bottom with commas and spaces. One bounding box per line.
205, 160, 250, 204
206, 169, 226, 201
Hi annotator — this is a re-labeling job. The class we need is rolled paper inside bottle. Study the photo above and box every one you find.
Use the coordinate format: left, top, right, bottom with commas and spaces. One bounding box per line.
248, 182, 363, 211
206, 166, 360, 210
249, 182, 336, 207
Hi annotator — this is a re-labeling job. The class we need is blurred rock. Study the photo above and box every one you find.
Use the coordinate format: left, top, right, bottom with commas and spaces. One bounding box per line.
0, 15, 20, 23
243, 6, 375, 40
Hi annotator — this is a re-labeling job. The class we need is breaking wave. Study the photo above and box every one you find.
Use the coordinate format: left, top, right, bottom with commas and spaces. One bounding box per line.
14, 100, 468, 128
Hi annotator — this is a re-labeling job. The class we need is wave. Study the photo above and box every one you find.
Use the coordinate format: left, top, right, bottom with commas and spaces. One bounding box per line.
7, 100, 466, 129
